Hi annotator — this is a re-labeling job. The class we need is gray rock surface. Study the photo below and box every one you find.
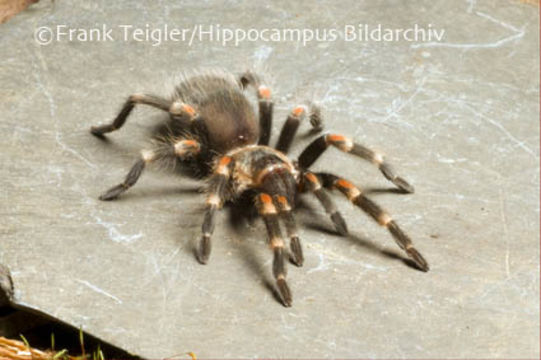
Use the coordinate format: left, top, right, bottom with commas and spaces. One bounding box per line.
1, 0, 539, 358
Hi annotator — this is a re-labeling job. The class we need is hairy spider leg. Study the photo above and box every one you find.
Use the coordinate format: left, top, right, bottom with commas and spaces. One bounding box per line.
258, 88, 273, 146
316, 172, 429, 272
238, 72, 273, 146
256, 193, 292, 307
274, 194, 303, 267
90, 94, 173, 136
98, 139, 201, 200
302, 172, 349, 236
196, 156, 235, 264
275, 103, 324, 154
298, 134, 415, 193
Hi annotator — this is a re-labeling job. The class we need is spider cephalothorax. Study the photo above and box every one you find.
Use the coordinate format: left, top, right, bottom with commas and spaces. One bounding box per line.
90, 69, 429, 307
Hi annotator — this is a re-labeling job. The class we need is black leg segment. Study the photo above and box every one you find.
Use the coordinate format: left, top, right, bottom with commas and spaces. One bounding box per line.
256, 193, 293, 307
196, 156, 234, 264
275, 195, 304, 266
303, 172, 348, 235
90, 94, 172, 136
298, 134, 414, 193
316, 172, 429, 271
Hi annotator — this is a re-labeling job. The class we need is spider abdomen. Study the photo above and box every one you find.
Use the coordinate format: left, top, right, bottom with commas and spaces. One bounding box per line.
173, 72, 259, 154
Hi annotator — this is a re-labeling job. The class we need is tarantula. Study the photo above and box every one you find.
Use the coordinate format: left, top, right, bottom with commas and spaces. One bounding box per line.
90, 70, 429, 307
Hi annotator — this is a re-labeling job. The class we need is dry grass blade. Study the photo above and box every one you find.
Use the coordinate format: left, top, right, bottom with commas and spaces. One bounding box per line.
0, 336, 54, 360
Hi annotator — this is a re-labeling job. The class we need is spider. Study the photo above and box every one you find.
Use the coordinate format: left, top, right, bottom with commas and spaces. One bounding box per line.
90, 69, 429, 307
